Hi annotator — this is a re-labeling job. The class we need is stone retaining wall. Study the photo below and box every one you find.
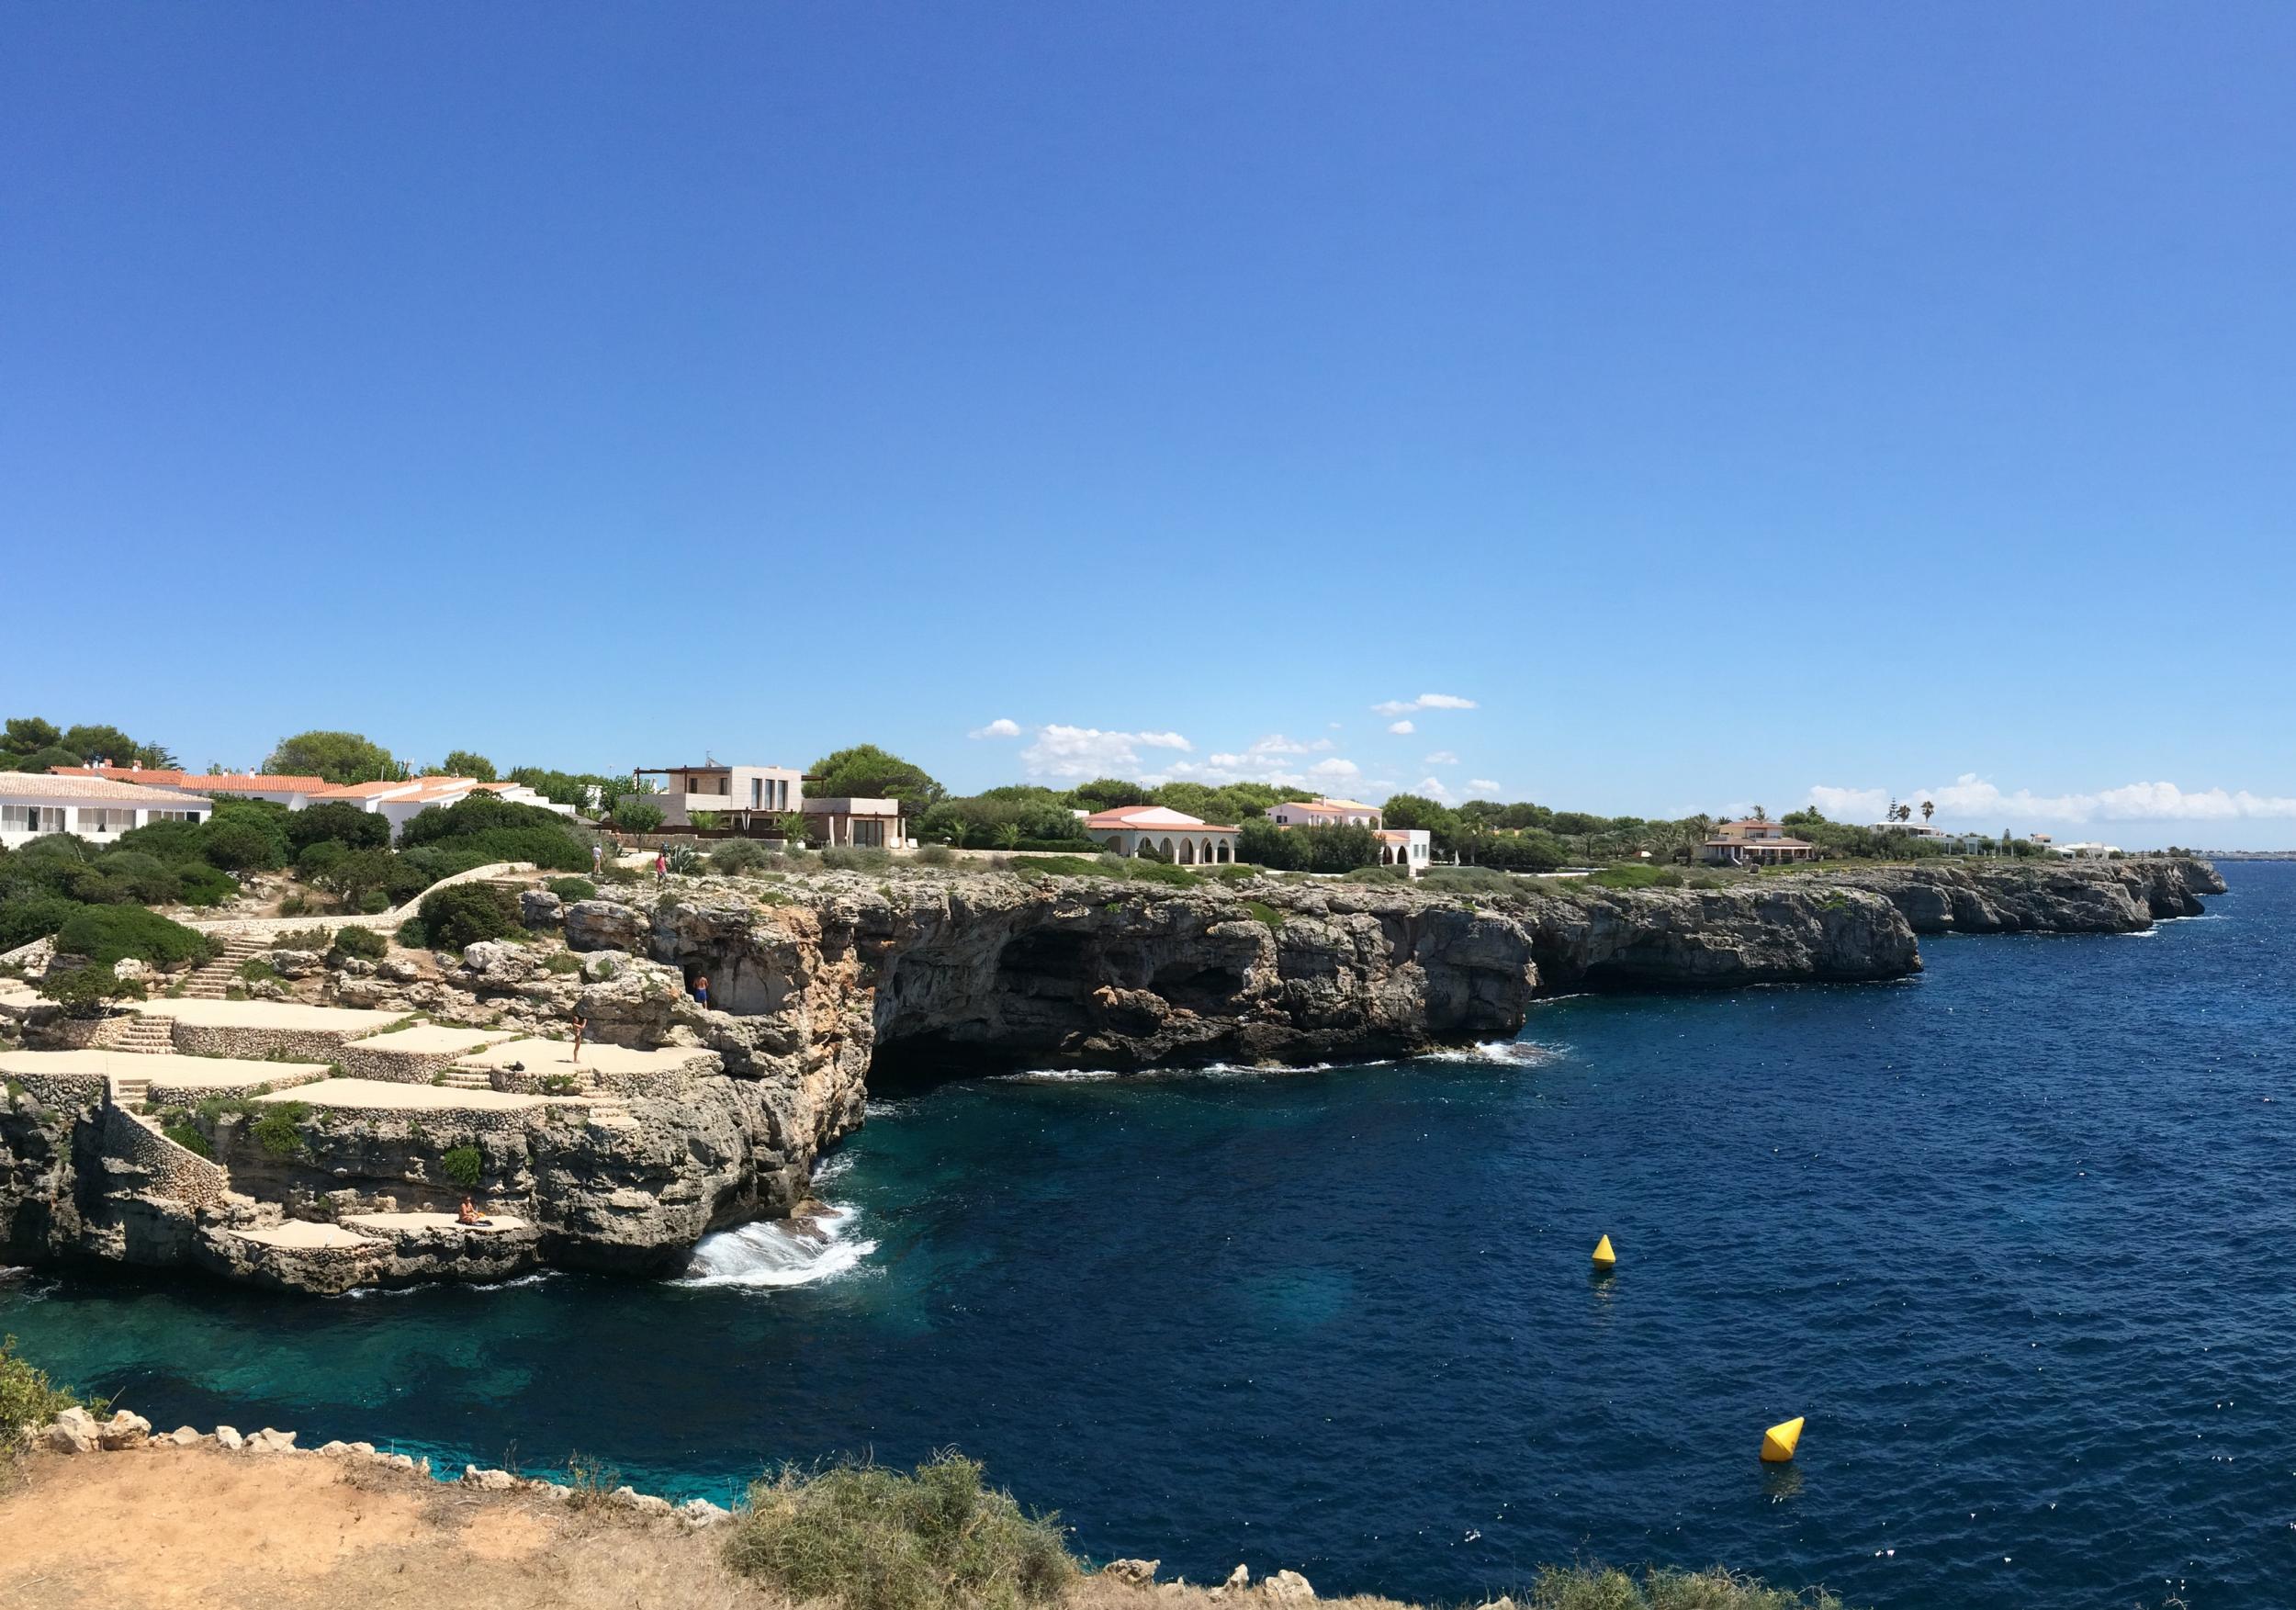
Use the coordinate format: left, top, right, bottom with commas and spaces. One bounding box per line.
104, 1106, 230, 1210
166, 1022, 369, 1062
333, 1044, 469, 1086
7, 1071, 107, 1110
142, 1070, 331, 1107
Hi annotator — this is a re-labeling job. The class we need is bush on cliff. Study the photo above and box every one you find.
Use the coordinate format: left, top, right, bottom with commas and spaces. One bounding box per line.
418, 883, 523, 951
399, 794, 595, 873
0, 894, 78, 950
440, 1144, 483, 1188
546, 875, 597, 903
328, 925, 388, 963
1526, 1562, 1848, 1609
724, 1452, 1075, 1610
1, 1335, 92, 1450
53, 905, 212, 969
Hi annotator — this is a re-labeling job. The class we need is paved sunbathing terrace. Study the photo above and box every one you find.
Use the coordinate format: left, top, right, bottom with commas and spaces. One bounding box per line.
0, 1049, 332, 1091
130, 999, 407, 1033
342, 1210, 531, 1236
231, 1221, 367, 1251
454, 1037, 703, 1076
255, 1077, 554, 1114
344, 1024, 519, 1055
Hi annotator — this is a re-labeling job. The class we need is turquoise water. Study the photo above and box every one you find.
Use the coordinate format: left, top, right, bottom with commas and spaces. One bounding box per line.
6, 864, 2294, 1608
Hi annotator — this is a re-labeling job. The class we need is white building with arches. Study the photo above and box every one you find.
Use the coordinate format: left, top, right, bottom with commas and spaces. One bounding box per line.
1375, 828, 1432, 873
1082, 805, 1241, 865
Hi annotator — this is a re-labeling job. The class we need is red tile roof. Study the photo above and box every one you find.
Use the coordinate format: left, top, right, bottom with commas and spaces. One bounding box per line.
51, 765, 331, 794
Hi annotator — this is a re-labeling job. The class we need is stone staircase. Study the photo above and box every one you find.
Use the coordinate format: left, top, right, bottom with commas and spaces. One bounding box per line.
435, 1068, 494, 1092
95, 1014, 179, 1055
180, 936, 269, 1001
584, 1092, 636, 1131
108, 1073, 152, 1114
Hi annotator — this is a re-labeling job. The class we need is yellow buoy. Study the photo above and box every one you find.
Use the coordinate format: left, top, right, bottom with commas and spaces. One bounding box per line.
1760, 1417, 1804, 1463
1591, 1234, 1616, 1270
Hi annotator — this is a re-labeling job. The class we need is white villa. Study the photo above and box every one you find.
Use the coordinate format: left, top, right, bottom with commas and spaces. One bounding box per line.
1376, 828, 1433, 872
1083, 805, 1241, 864
1270, 797, 1383, 829
1697, 818, 1818, 866
308, 777, 575, 841
1, 771, 213, 850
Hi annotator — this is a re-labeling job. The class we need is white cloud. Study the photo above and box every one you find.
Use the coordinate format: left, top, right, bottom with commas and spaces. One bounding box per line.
968, 717, 1021, 740
1386, 719, 1415, 735
1469, 779, 1501, 794
1310, 758, 1361, 780
1239, 733, 1335, 756
1805, 773, 2296, 826
1371, 692, 1479, 716
1416, 775, 1455, 802
1424, 750, 1458, 765
1019, 725, 1192, 781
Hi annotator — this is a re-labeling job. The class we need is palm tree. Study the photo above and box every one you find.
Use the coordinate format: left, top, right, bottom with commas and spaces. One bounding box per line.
1920, 799, 1935, 824
1752, 805, 1768, 821
992, 821, 1021, 850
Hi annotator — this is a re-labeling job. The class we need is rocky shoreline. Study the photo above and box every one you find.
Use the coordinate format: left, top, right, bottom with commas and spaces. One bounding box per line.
0, 856, 2220, 1295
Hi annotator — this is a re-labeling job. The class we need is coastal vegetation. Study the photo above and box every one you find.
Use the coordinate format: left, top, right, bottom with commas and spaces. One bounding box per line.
0, 1335, 91, 1458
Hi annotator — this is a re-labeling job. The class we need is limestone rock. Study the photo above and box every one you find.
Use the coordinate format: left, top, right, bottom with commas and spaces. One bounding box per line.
167, 1425, 201, 1447
565, 900, 650, 953
245, 1427, 298, 1453
381, 959, 422, 983
522, 889, 566, 928
679, 1498, 731, 1525
1262, 1570, 1315, 1603
461, 941, 542, 988
214, 1425, 243, 1450
43, 1407, 98, 1453
96, 1409, 152, 1450
268, 949, 323, 980
1103, 1559, 1162, 1586
462, 1465, 519, 1491
112, 958, 151, 982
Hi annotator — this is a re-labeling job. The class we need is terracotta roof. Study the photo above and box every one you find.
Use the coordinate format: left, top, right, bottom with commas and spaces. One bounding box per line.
1084, 805, 1239, 831
50, 766, 332, 794
0, 771, 212, 806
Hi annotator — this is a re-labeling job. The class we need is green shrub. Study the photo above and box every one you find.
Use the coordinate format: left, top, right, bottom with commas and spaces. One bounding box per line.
268, 926, 335, 951
912, 844, 955, 868
277, 892, 311, 918
1418, 866, 1522, 895
53, 905, 212, 969
546, 875, 597, 903
709, 840, 774, 875
1, 1335, 90, 1445
329, 925, 388, 963
818, 846, 893, 873
237, 957, 278, 984
37, 966, 146, 1017
0, 895, 77, 950
250, 1101, 310, 1159
440, 1144, 483, 1188
197, 816, 285, 873
1587, 864, 1683, 891
62, 868, 134, 905
666, 843, 703, 875
1127, 859, 1199, 887
163, 1122, 214, 1159
1244, 901, 1284, 929
286, 802, 390, 854
538, 1073, 580, 1095
417, 884, 522, 951
174, 863, 237, 907
90, 850, 183, 905
395, 915, 429, 949
723, 1453, 1075, 1610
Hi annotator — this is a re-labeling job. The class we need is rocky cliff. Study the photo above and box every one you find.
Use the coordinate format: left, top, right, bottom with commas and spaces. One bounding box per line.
1809, 855, 2224, 935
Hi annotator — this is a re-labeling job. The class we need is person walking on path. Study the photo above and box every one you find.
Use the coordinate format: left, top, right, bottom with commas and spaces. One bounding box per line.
655, 848, 667, 884
591, 841, 602, 877
693, 974, 710, 1009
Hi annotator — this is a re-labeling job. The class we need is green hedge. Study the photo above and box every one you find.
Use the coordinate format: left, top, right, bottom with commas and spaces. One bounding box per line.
52, 905, 212, 969
418, 883, 522, 951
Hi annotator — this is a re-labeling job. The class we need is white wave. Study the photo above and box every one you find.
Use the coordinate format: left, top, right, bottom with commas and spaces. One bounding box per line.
812, 1150, 857, 1184
680, 1208, 875, 1289
341, 1270, 559, 1300
2119, 929, 2162, 938
1417, 1040, 1548, 1065
993, 1068, 1125, 1083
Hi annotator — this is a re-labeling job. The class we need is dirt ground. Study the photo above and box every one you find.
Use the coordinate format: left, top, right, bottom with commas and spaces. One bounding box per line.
0, 1447, 766, 1610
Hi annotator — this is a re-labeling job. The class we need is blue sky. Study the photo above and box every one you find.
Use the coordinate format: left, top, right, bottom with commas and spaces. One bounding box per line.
6, 6, 2292, 845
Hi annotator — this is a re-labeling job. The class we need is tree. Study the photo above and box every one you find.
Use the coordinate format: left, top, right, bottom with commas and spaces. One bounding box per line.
1, 717, 62, 759
305, 848, 397, 911
265, 730, 398, 784
58, 725, 141, 766
286, 802, 390, 854
1751, 805, 1768, 822
611, 799, 665, 833
1237, 817, 1301, 870
1920, 799, 1935, 824
1065, 778, 1154, 812
806, 745, 944, 808
774, 811, 812, 845
440, 749, 498, 782
1379, 793, 1461, 851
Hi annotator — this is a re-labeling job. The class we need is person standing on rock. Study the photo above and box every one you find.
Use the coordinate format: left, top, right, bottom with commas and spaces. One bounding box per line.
693, 974, 710, 1009
654, 848, 667, 884
591, 841, 602, 877
571, 1012, 587, 1064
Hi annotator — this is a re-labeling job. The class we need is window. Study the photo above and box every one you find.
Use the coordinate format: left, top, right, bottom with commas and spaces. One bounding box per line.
147, 808, 201, 823
76, 807, 137, 834
853, 818, 884, 849
4, 805, 67, 834
751, 779, 762, 809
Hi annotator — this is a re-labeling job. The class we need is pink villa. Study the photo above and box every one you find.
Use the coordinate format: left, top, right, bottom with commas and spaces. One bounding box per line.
1696, 818, 1818, 867
1082, 805, 1241, 865
1268, 797, 1383, 829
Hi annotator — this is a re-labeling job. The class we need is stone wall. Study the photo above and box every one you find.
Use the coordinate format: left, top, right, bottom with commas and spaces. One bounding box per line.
7, 1071, 107, 1111
166, 1021, 372, 1062
104, 1106, 230, 1210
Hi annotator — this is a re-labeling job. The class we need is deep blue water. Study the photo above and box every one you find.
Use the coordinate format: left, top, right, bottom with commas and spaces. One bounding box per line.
6, 863, 2295, 1608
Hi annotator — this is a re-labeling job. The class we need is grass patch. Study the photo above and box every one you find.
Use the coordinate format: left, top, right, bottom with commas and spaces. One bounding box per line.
544, 951, 583, 974
1244, 901, 1284, 930
724, 1452, 1075, 1610
250, 1100, 310, 1159
1584, 864, 1685, 892
1, 1335, 98, 1450
546, 875, 598, 903
237, 956, 279, 984
162, 1122, 214, 1159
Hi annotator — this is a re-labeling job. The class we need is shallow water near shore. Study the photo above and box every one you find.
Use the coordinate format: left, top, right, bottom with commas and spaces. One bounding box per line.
7, 863, 2296, 1609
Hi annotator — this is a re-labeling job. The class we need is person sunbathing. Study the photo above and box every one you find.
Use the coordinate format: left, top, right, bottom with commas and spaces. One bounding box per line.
456, 1195, 493, 1227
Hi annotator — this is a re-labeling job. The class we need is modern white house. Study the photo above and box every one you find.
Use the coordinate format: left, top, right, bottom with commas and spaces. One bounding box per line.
801, 797, 906, 849
1083, 805, 1241, 864
1696, 818, 1818, 866
1270, 797, 1384, 829
2053, 840, 2122, 859
1, 771, 213, 850
633, 764, 805, 830
51, 764, 333, 810
307, 777, 575, 841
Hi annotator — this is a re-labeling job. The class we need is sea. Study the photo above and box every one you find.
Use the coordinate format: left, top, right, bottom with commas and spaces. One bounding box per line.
6, 861, 2293, 1609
